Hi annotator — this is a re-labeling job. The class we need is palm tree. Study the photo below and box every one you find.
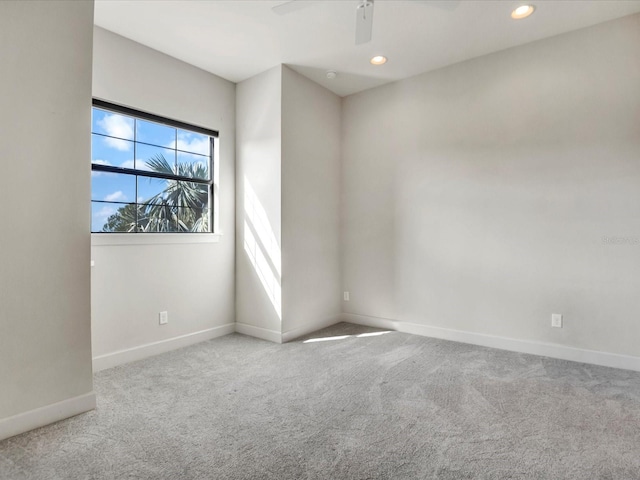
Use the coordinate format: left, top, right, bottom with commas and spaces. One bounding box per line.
102, 203, 139, 232
143, 154, 209, 232
101, 154, 210, 233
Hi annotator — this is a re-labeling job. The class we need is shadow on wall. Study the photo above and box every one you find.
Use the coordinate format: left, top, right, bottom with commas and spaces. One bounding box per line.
243, 177, 282, 319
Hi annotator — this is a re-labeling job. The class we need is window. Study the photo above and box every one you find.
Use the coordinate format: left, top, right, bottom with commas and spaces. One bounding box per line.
91, 100, 217, 233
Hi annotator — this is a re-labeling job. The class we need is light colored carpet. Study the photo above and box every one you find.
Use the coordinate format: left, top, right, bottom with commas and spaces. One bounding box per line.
1, 322, 640, 479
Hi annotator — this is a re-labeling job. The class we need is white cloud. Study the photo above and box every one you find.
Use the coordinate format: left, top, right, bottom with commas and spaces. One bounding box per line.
91, 159, 111, 177
96, 205, 115, 216
98, 114, 133, 151
119, 159, 153, 171
93, 205, 116, 231
104, 137, 131, 151
173, 132, 209, 156
104, 191, 127, 202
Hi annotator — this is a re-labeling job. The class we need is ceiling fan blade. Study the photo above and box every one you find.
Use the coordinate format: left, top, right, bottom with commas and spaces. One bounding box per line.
355, 0, 374, 45
272, 0, 315, 15
421, 0, 461, 11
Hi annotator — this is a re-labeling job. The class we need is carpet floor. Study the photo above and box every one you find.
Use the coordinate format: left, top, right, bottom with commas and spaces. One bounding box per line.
1, 322, 640, 479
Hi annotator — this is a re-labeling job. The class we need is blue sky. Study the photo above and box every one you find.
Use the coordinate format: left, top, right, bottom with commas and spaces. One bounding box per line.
91, 108, 211, 231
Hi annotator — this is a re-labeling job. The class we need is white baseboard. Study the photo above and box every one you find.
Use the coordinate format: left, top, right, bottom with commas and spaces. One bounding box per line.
235, 322, 282, 344
342, 313, 640, 372
93, 323, 235, 372
342, 313, 399, 331
281, 315, 342, 343
0, 392, 96, 442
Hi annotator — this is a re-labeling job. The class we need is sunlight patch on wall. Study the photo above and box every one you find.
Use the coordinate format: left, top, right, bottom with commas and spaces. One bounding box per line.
244, 178, 281, 276
243, 177, 282, 319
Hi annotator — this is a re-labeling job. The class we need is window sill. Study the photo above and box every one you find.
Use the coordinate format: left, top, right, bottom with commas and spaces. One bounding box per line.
91, 233, 222, 246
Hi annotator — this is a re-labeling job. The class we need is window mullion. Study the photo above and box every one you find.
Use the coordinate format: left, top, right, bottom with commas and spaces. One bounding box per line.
91, 100, 216, 234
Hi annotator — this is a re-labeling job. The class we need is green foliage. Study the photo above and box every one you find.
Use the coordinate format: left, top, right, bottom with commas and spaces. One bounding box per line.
101, 154, 210, 233
102, 203, 139, 233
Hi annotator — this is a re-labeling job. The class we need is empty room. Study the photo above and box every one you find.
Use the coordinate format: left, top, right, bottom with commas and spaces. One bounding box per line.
1, 0, 640, 478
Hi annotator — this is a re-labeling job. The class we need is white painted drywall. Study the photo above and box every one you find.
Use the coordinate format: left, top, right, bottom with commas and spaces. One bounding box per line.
281, 66, 342, 337
91, 27, 236, 359
0, 0, 94, 419
341, 14, 640, 357
236, 66, 283, 336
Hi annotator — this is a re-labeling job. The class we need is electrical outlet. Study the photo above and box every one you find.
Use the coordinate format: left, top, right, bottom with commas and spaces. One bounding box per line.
159, 311, 169, 325
551, 313, 562, 328
343, 291, 350, 301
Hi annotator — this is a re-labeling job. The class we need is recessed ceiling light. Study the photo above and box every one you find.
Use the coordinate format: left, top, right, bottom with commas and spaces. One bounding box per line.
511, 5, 535, 19
370, 55, 387, 66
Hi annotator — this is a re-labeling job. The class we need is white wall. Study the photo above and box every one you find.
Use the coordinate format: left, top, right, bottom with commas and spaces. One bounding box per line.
91, 27, 236, 366
0, 0, 95, 431
235, 66, 283, 340
235, 65, 342, 342
342, 14, 640, 358
281, 66, 342, 339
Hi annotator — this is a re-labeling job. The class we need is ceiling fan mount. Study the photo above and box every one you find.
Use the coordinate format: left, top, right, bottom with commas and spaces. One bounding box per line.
273, 0, 460, 46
